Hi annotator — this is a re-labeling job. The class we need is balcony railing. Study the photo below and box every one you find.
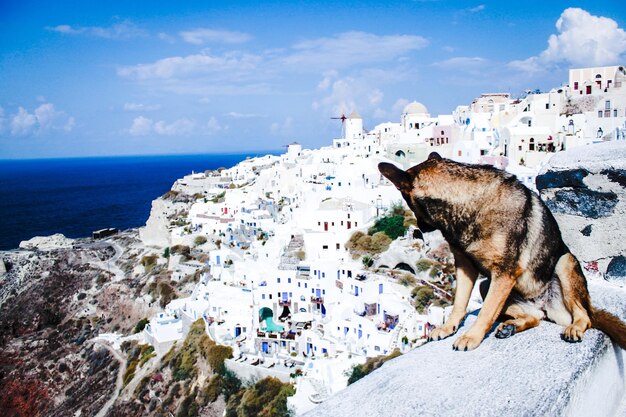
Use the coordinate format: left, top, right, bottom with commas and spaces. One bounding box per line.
279, 299, 292, 307
311, 296, 324, 304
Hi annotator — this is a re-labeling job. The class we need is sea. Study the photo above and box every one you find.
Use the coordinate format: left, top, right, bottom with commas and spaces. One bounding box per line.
0, 152, 278, 250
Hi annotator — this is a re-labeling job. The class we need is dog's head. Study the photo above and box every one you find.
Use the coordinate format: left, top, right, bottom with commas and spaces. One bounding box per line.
378, 152, 441, 192
378, 152, 442, 231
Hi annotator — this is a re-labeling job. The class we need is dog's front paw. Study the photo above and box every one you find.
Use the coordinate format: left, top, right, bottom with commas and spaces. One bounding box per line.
428, 324, 457, 342
452, 333, 483, 351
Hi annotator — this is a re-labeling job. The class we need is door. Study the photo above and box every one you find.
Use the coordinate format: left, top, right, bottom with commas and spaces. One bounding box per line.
262, 342, 269, 353
347, 221, 351, 229
324, 222, 328, 231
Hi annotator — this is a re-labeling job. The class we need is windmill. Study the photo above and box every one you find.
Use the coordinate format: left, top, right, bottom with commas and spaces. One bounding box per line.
331, 114, 347, 138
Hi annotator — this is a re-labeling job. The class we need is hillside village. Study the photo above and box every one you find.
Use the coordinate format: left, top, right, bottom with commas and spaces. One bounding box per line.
2, 64, 624, 416
125, 65, 626, 414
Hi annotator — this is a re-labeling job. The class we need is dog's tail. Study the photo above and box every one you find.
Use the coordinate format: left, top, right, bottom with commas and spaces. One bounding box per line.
591, 307, 626, 350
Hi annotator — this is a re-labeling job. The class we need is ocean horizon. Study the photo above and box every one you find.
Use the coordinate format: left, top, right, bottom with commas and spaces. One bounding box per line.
0, 151, 280, 250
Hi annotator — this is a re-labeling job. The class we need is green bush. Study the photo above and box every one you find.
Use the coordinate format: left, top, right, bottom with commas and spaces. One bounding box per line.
203, 375, 224, 403
398, 273, 417, 287
347, 349, 402, 385
346, 231, 391, 254
221, 369, 242, 402
412, 286, 435, 313
207, 345, 233, 375
134, 318, 149, 333
415, 258, 434, 272
141, 255, 158, 272
158, 282, 177, 308
368, 215, 406, 240
123, 360, 138, 386
225, 377, 294, 417
194, 235, 208, 246
171, 245, 191, 256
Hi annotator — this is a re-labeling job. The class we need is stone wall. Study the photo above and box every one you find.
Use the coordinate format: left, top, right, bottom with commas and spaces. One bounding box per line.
537, 141, 626, 282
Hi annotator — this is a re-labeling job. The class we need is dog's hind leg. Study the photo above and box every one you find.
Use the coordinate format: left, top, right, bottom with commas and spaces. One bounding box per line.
554, 253, 592, 342
495, 302, 543, 339
429, 249, 478, 341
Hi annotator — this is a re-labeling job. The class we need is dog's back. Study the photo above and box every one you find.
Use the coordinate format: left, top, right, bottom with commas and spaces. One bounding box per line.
405, 158, 565, 296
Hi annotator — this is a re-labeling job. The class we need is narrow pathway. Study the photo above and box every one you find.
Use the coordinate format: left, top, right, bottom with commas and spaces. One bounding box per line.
94, 340, 126, 417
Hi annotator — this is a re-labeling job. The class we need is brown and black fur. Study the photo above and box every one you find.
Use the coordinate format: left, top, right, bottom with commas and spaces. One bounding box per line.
379, 153, 626, 351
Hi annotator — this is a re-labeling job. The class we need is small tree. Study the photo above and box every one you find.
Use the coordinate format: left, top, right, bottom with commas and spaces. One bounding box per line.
163, 247, 170, 259
362, 255, 374, 268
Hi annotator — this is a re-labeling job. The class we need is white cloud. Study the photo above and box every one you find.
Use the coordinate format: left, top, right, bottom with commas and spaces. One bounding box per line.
312, 67, 412, 118
11, 107, 36, 135
118, 30, 425, 96
158, 32, 176, 43
226, 112, 264, 119
154, 119, 195, 135
206, 116, 228, 134
179, 28, 251, 45
129, 116, 153, 136
64, 117, 76, 132
123, 103, 161, 111
270, 117, 293, 135
372, 98, 411, 121
510, 8, 626, 72
47, 20, 146, 39
433, 56, 487, 70
467, 5, 485, 13
9, 103, 73, 136
129, 116, 195, 136
283, 31, 429, 70
118, 52, 261, 81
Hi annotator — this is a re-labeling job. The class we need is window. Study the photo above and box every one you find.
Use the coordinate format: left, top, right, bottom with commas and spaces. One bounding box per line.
322, 272, 325, 278
355, 222, 358, 227
615, 109, 618, 117
458, 150, 462, 156
606, 100, 611, 110
574, 81, 579, 90
598, 110, 603, 118
545, 103, 550, 110
277, 278, 281, 283
317, 222, 321, 226
304, 283, 307, 288
336, 243, 340, 250
322, 245, 328, 250
262, 294, 266, 300
269, 294, 273, 299
288, 278, 291, 283
298, 282, 301, 287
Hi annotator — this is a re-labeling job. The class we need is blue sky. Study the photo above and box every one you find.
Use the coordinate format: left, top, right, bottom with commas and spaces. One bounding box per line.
1, 1, 625, 159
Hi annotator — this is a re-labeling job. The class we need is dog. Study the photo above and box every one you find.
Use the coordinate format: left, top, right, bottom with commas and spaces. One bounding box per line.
379, 153, 626, 351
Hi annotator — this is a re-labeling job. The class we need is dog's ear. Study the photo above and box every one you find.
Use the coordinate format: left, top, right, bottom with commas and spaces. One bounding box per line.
427, 152, 442, 161
378, 163, 411, 191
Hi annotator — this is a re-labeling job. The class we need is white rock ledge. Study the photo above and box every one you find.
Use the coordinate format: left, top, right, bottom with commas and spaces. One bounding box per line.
304, 281, 626, 417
